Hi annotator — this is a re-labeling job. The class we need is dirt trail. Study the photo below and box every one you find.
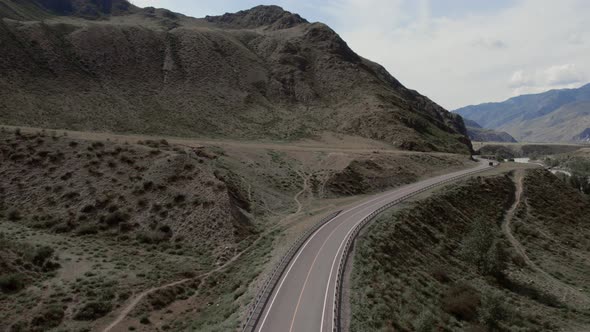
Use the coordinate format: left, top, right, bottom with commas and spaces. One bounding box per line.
503, 170, 590, 308
293, 169, 311, 214
102, 166, 316, 331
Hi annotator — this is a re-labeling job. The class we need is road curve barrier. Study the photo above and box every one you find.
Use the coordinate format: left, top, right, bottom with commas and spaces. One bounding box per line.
333, 163, 494, 331
241, 210, 342, 332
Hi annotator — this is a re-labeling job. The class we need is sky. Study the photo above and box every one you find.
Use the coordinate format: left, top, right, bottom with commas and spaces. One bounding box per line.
130, 0, 590, 110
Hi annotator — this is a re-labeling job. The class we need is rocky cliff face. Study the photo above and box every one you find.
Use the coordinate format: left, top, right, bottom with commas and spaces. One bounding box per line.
0, 3, 472, 153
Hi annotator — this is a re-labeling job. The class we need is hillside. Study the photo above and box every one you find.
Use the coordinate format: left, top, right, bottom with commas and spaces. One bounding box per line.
350, 169, 590, 331
0, 126, 475, 331
0, 1, 472, 153
463, 119, 517, 143
455, 84, 590, 142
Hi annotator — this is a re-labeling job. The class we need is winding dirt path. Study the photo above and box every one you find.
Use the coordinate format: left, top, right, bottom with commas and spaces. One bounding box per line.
502, 170, 590, 308
293, 169, 311, 215
102, 168, 314, 332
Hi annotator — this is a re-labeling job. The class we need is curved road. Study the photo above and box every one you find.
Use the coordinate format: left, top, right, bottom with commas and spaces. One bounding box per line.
253, 159, 491, 332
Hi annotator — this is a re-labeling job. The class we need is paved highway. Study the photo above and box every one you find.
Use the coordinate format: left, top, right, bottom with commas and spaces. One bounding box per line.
253, 159, 491, 332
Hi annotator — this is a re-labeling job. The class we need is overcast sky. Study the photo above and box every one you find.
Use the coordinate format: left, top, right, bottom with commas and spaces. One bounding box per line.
130, 0, 590, 110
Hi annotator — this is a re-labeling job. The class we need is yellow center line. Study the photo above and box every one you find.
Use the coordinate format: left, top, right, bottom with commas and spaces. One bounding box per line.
288, 215, 352, 332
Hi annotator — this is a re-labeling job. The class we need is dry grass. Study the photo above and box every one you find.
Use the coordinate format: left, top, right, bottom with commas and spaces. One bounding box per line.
350, 170, 590, 331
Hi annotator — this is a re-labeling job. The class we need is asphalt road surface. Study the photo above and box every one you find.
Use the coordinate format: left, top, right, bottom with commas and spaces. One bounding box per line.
254, 159, 491, 332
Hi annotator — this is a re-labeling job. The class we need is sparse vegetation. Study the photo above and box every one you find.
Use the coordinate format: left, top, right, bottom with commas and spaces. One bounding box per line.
460, 220, 506, 277
350, 171, 590, 331
74, 301, 112, 320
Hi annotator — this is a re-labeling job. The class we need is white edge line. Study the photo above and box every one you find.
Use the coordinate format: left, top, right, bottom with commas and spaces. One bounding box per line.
256, 183, 417, 331
320, 206, 380, 332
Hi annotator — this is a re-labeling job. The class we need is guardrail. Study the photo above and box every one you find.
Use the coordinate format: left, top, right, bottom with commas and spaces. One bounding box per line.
333, 164, 494, 331
242, 210, 342, 332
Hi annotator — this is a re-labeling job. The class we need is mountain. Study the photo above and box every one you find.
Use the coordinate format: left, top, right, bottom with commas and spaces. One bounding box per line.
455, 83, 590, 142
0, 1, 472, 153
574, 128, 590, 142
462, 119, 517, 143
0, 0, 136, 19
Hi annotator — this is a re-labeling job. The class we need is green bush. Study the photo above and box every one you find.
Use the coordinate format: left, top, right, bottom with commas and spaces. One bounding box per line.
0, 273, 25, 293
414, 309, 436, 332
32, 246, 54, 266
77, 224, 99, 235
7, 209, 21, 221
105, 211, 130, 226
478, 290, 508, 328
461, 220, 506, 276
73, 301, 112, 320
30, 305, 64, 330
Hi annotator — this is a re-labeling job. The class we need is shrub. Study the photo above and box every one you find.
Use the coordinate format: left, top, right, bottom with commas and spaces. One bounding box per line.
478, 291, 508, 328
30, 305, 64, 330
431, 266, 451, 283
54, 222, 74, 233
77, 224, 99, 235
32, 246, 54, 266
81, 204, 95, 213
0, 273, 25, 293
461, 220, 506, 276
414, 309, 436, 332
142, 181, 154, 191
147, 286, 182, 309
105, 211, 130, 226
73, 301, 112, 320
442, 283, 480, 321
7, 209, 21, 221
173, 193, 186, 204
136, 230, 169, 244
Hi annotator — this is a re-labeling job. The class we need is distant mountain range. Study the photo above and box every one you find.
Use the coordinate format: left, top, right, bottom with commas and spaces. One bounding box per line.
0, 1, 472, 153
455, 83, 590, 143
462, 119, 517, 143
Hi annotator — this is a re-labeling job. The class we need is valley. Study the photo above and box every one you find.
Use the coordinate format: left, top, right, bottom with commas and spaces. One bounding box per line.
0, 126, 475, 331
1, 1, 589, 332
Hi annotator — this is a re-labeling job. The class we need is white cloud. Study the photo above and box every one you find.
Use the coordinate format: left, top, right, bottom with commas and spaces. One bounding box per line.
508, 64, 586, 95
544, 64, 585, 85
509, 70, 530, 87
318, 0, 590, 108
128, 0, 590, 109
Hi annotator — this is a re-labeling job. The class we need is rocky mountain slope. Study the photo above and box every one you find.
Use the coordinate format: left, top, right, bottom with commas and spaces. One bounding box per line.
463, 119, 517, 143
0, 1, 471, 153
455, 84, 590, 142
0, 0, 136, 19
